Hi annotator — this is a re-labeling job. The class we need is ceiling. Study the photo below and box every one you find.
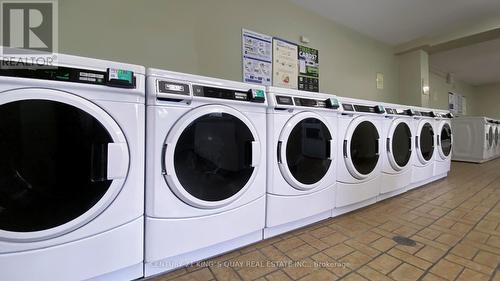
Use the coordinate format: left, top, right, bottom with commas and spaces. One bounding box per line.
290, 0, 500, 45
430, 38, 500, 86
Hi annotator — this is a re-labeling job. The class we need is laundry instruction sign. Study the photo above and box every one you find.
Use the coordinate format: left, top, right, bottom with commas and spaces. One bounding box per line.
298, 45, 319, 92
242, 29, 272, 86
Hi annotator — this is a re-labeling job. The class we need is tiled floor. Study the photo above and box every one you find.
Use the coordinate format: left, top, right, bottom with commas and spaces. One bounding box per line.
152, 159, 500, 281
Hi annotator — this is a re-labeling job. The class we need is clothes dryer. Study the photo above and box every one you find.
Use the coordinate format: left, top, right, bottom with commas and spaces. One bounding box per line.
144, 69, 266, 276
334, 97, 385, 216
265, 87, 339, 238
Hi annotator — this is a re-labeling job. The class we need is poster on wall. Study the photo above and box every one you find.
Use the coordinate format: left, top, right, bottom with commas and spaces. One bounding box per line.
242, 29, 273, 86
449, 92, 466, 115
272, 38, 298, 89
298, 45, 319, 92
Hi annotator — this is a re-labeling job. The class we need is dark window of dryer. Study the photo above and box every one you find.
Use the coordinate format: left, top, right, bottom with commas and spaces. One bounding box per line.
440, 124, 452, 156
420, 123, 434, 161
350, 121, 379, 175
392, 122, 412, 167
489, 127, 494, 147
173, 113, 254, 202
0, 100, 113, 232
286, 118, 332, 185
495, 127, 499, 146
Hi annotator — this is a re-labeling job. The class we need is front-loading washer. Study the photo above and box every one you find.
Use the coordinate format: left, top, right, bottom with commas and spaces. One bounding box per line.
433, 110, 453, 178
0, 53, 145, 281
452, 117, 494, 163
144, 69, 267, 276
408, 107, 437, 190
264, 87, 339, 238
334, 97, 385, 216
378, 103, 415, 201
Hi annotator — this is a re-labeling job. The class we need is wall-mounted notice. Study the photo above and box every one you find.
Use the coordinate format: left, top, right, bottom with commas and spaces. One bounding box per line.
449, 92, 466, 115
272, 38, 298, 89
298, 45, 319, 92
242, 29, 273, 86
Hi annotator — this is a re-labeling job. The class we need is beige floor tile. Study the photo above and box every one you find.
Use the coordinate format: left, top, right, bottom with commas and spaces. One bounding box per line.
274, 237, 306, 252
320, 232, 349, 246
322, 243, 355, 259
340, 251, 372, 270
265, 270, 292, 281
429, 259, 464, 280
286, 244, 318, 261
420, 273, 448, 281
455, 269, 490, 281
473, 250, 500, 268
388, 248, 433, 270
343, 272, 369, 281
415, 246, 446, 263
450, 243, 479, 259
298, 269, 338, 281
367, 253, 401, 274
357, 266, 394, 281
389, 263, 424, 281
370, 237, 397, 252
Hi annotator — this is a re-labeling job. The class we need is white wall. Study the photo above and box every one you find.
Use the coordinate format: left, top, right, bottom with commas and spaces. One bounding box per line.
429, 72, 478, 114
58, 0, 400, 102
473, 83, 500, 119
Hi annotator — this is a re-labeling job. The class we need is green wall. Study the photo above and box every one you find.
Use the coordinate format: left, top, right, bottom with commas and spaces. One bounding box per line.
58, 0, 400, 102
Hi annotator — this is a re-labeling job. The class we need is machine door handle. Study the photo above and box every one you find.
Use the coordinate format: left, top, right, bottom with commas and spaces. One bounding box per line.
250, 141, 260, 167
277, 141, 283, 164
343, 140, 348, 158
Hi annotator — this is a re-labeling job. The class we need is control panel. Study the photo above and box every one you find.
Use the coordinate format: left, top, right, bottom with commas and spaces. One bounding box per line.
275, 95, 339, 109
156, 79, 265, 103
342, 103, 385, 114
0, 62, 136, 88
385, 108, 414, 116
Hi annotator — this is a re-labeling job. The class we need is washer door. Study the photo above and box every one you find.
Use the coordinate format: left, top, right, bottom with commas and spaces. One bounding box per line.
163, 105, 260, 209
437, 121, 452, 160
0, 89, 129, 242
344, 117, 380, 180
416, 121, 434, 164
495, 126, 500, 146
488, 125, 494, 149
387, 119, 412, 171
277, 112, 334, 190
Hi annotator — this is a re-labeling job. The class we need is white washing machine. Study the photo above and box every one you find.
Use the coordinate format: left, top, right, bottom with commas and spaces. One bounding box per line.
452, 117, 494, 163
408, 107, 437, 190
378, 103, 415, 201
0, 54, 145, 281
144, 69, 266, 276
264, 87, 339, 238
433, 110, 453, 178
334, 97, 385, 216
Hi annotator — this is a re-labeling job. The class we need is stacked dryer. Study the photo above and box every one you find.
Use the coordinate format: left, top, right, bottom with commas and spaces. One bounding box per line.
334, 97, 385, 215
144, 69, 267, 276
265, 87, 339, 238
378, 103, 415, 201
452, 117, 497, 163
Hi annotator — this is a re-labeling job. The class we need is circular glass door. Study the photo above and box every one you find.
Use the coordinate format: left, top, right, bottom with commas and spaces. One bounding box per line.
347, 120, 380, 178
0, 89, 128, 241
488, 127, 494, 148
440, 123, 452, 158
278, 113, 333, 190
419, 122, 434, 162
163, 105, 259, 209
388, 121, 412, 170
496, 127, 500, 147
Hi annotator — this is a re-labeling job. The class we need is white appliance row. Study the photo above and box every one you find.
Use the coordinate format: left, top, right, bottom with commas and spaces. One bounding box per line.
451, 116, 500, 163
0, 54, 453, 281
